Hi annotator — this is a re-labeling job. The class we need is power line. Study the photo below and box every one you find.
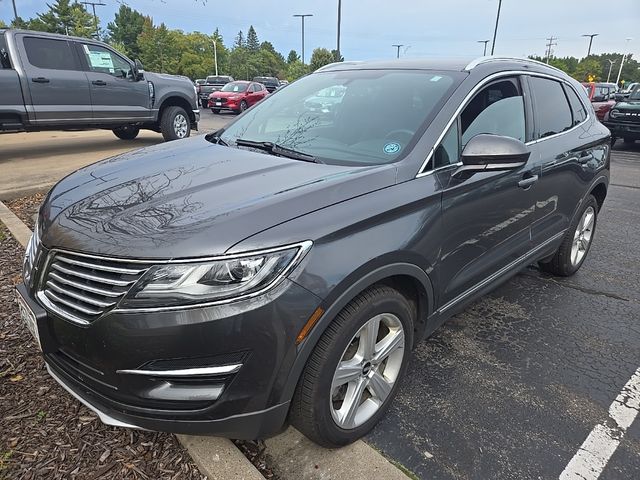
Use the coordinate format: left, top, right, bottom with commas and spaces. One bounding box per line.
392, 44, 403, 59
545, 36, 557, 64
80, 1, 106, 39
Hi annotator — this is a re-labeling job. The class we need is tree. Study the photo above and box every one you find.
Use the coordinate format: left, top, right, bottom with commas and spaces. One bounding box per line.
0, 20, 7, 28
107, 5, 146, 59
246, 25, 259, 52
35, 0, 95, 38
234, 30, 245, 49
309, 48, 335, 71
287, 50, 300, 64
331, 49, 344, 62
287, 60, 309, 81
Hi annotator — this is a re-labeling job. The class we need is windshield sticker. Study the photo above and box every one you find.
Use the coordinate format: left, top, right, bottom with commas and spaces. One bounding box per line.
430, 75, 443, 82
383, 142, 401, 155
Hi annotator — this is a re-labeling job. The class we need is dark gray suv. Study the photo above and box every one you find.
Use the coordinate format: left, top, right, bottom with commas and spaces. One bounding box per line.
16, 57, 610, 448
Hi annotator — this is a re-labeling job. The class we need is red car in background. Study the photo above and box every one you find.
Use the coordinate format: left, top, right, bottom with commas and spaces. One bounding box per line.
209, 81, 268, 114
582, 82, 617, 121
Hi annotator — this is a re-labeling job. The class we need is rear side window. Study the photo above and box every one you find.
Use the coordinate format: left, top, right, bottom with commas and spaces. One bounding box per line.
563, 85, 588, 125
529, 76, 573, 139
0, 33, 10, 69
23, 37, 77, 70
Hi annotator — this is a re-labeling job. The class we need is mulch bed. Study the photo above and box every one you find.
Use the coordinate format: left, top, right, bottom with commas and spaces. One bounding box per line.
5, 193, 45, 230
0, 222, 206, 480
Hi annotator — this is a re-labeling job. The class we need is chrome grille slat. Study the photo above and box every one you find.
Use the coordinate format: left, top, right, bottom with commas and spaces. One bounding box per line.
56, 255, 146, 275
51, 263, 136, 287
40, 251, 149, 324
48, 271, 125, 298
46, 280, 116, 308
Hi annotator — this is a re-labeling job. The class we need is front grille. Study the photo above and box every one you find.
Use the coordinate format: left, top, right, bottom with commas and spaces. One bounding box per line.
614, 111, 640, 123
39, 251, 149, 324
211, 97, 227, 104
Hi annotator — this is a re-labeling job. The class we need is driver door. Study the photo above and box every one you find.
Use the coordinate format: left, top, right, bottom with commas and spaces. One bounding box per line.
433, 76, 541, 311
75, 41, 152, 122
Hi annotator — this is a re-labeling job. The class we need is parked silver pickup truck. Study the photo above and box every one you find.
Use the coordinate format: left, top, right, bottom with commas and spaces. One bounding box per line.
0, 29, 199, 141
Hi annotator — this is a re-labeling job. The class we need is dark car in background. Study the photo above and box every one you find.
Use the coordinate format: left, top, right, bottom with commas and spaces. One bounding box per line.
582, 82, 617, 121
198, 75, 234, 107
253, 76, 279, 92
208, 80, 268, 113
605, 85, 640, 144
17, 57, 609, 448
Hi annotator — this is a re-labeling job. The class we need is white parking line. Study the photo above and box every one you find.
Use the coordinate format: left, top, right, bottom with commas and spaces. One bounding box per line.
560, 367, 640, 480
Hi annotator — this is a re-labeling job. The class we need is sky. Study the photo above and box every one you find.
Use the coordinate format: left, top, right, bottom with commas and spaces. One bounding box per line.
3, 0, 640, 63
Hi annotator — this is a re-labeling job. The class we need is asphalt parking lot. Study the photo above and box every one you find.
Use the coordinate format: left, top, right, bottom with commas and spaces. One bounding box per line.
368, 143, 640, 479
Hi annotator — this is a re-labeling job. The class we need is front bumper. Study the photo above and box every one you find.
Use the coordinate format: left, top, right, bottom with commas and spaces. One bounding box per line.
604, 121, 640, 139
16, 277, 321, 438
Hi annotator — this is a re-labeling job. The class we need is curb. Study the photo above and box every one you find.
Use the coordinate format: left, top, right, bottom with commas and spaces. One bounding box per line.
0, 200, 33, 247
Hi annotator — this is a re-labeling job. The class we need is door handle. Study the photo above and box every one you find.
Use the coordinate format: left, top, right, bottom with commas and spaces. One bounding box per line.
578, 153, 594, 164
31, 77, 50, 83
92, 80, 107, 86
518, 174, 539, 189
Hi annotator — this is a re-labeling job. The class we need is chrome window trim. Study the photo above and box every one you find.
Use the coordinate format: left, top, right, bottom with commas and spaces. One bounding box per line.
116, 364, 242, 377
416, 70, 591, 178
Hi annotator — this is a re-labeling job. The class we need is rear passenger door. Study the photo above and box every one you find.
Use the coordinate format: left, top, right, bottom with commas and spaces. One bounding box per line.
75, 41, 152, 122
525, 75, 605, 248
17, 35, 91, 124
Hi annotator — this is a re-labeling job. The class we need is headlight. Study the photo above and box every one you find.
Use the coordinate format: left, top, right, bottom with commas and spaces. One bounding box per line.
120, 241, 312, 309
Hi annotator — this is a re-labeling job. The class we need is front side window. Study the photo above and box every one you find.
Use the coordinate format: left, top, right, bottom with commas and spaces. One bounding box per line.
81, 43, 131, 78
23, 37, 77, 70
219, 69, 462, 166
529, 76, 573, 139
460, 78, 526, 147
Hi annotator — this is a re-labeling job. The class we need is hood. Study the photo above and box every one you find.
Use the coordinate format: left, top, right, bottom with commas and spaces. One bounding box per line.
614, 100, 640, 111
40, 136, 396, 259
145, 72, 192, 85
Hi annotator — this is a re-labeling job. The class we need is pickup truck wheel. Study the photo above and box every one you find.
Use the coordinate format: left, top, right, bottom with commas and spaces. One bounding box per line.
289, 285, 413, 448
211, 108, 220, 114
112, 126, 140, 140
623, 137, 635, 144
201, 99, 208, 108
539, 195, 598, 277
161, 106, 190, 141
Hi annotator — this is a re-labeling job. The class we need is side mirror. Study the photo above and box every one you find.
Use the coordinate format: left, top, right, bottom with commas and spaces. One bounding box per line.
453, 134, 530, 179
133, 59, 144, 81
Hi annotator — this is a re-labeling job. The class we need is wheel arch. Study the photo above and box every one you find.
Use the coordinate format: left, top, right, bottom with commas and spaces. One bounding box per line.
280, 262, 434, 404
589, 181, 607, 212
158, 95, 196, 123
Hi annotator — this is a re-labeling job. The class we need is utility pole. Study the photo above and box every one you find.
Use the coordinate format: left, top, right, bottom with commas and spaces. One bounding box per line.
478, 40, 490, 56
213, 40, 218, 75
81, 1, 105, 39
293, 14, 313, 64
10, 0, 18, 22
616, 38, 633, 86
392, 44, 403, 59
582, 33, 599, 57
545, 36, 557, 64
490, 0, 502, 55
336, 0, 342, 61
607, 59, 616, 83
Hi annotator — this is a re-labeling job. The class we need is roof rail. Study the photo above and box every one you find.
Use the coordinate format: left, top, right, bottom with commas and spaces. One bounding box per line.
315, 61, 364, 72
464, 56, 567, 75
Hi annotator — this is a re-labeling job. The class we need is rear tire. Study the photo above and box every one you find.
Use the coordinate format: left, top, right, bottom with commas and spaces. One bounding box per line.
539, 195, 598, 276
211, 108, 220, 114
112, 126, 140, 140
290, 285, 414, 448
160, 106, 190, 142
201, 99, 208, 108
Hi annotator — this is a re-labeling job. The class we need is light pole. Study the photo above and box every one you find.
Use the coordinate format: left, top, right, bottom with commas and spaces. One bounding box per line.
582, 33, 599, 57
11, 0, 18, 22
607, 59, 616, 83
615, 37, 633, 87
336, 0, 342, 61
392, 44, 403, 59
478, 40, 490, 56
213, 40, 218, 76
293, 14, 313, 64
490, 0, 502, 55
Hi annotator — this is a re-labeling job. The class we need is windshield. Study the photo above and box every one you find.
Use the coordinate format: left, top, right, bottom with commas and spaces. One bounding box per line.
221, 82, 248, 92
629, 87, 640, 101
220, 69, 461, 166
207, 76, 230, 83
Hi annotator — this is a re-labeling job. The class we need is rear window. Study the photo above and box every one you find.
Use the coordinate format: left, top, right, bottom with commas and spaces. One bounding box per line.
23, 36, 77, 71
207, 76, 232, 83
0, 33, 10, 69
563, 85, 588, 125
529, 76, 573, 139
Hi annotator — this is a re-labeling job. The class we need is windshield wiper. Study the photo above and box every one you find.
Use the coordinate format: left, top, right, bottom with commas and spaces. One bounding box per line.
205, 129, 229, 146
235, 138, 321, 163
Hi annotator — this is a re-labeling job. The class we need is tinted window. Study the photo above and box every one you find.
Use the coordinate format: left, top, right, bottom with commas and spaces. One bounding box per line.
434, 121, 459, 169
221, 82, 248, 92
529, 76, 573, 139
219, 70, 461, 166
0, 33, 10, 69
81, 43, 131, 78
461, 78, 525, 147
564, 85, 587, 125
23, 37, 77, 70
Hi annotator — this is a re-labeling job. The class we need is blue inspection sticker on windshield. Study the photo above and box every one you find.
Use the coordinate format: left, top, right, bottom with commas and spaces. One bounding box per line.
383, 142, 401, 155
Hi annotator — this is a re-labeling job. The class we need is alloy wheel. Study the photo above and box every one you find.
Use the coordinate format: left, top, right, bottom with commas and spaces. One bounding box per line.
173, 114, 188, 138
330, 313, 405, 429
571, 206, 595, 266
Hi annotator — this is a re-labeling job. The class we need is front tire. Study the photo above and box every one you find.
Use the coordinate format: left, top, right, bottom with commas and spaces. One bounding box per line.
160, 106, 190, 141
290, 285, 414, 448
239, 100, 248, 113
112, 126, 140, 140
539, 195, 598, 276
